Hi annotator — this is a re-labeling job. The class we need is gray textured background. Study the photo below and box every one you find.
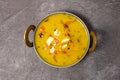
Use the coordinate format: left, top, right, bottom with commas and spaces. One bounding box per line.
0, 0, 120, 80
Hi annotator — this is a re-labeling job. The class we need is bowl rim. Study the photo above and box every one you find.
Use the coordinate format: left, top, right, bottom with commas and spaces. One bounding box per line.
33, 11, 90, 68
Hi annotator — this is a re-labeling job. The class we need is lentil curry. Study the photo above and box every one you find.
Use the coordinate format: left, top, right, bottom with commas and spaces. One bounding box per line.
34, 13, 89, 67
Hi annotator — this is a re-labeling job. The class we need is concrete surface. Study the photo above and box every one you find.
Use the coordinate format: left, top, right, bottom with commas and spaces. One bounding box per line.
0, 0, 120, 80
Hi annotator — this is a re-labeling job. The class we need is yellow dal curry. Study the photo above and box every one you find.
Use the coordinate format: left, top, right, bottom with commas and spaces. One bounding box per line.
34, 13, 89, 67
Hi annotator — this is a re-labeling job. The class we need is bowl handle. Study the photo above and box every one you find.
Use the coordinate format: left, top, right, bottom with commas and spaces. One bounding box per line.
89, 31, 97, 52
24, 25, 36, 47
